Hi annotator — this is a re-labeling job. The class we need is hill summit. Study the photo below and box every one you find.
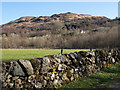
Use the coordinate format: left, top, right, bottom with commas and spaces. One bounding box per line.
2, 12, 110, 31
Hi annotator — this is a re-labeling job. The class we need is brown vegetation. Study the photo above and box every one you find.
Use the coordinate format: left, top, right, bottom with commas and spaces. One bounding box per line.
2, 26, 119, 49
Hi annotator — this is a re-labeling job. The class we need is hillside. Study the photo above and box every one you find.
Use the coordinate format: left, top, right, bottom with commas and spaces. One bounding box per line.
2, 12, 111, 33
1, 12, 120, 49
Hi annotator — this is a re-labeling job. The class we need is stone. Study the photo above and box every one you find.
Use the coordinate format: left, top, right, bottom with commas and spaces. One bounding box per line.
86, 51, 95, 57
86, 59, 92, 65
18, 59, 34, 75
79, 60, 83, 65
53, 79, 58, 85
59, 64, 67, 71
78, 72, 83, 77
42, 57, 50, 64
58, 72, 63, 78
62, 73, 68, 81
15, 79, 22, 85
58, 64, 62, 71
103, 61, 106, 65
70, 69, 74, 74
70, 76, 74, 81
74, 53, 78, 58
31, 80, 36, 86
35, 82, 42, 88
81, 58, 86, 65
79, 67, 82, 71
95, 57, 100, 64
57, 79, 63, 87
90, 57, 95, 63
51, 73, 55, 80
5, 79, 10, 83
2, 82, 7, 87
57, 54, 68, 63
111, 57, 115, 63
69, 53, 76, 59
41, 57, 52, 74
78, 51, 87, 57
56, 75, 59, 80
19, 84, 24, 88
10, 61, 25, 76
7, 83, 14, 88
42, 80, 47, 87
30, 58, 42, 75
54, 57, 61, 64
7, 74, 12, 79
74, 73, 79, 80
108, 52, 112, 56
81, 66, 85, 73
66, 70, 72, 79
12, 76, 19, 80
28, 75, 36, 86
41, 64, 51, 74
75, 69, 78, 72
36, 75, 43, 82
28, 75, 36, 82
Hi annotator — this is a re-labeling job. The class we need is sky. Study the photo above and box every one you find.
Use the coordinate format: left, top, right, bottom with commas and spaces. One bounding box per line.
1, 2, 118, 25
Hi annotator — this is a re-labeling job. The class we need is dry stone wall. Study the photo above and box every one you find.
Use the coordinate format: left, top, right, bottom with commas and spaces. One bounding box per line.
1, 49, 120, 88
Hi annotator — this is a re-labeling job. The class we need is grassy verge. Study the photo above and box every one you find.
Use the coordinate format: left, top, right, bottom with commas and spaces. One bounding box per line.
62, 63, 120, 88
2, 49, 89, 62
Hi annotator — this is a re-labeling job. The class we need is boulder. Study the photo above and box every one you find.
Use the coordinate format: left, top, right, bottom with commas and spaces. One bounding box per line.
10, 61, 25, 76
18, 59, 34, 75
30, 58, 42, 75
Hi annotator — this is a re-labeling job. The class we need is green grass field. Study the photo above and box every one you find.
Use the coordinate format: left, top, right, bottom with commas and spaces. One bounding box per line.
2, 49, 89, 62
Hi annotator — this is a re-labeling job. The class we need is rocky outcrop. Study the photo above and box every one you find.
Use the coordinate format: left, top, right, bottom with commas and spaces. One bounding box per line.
1, 49, 120, 88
